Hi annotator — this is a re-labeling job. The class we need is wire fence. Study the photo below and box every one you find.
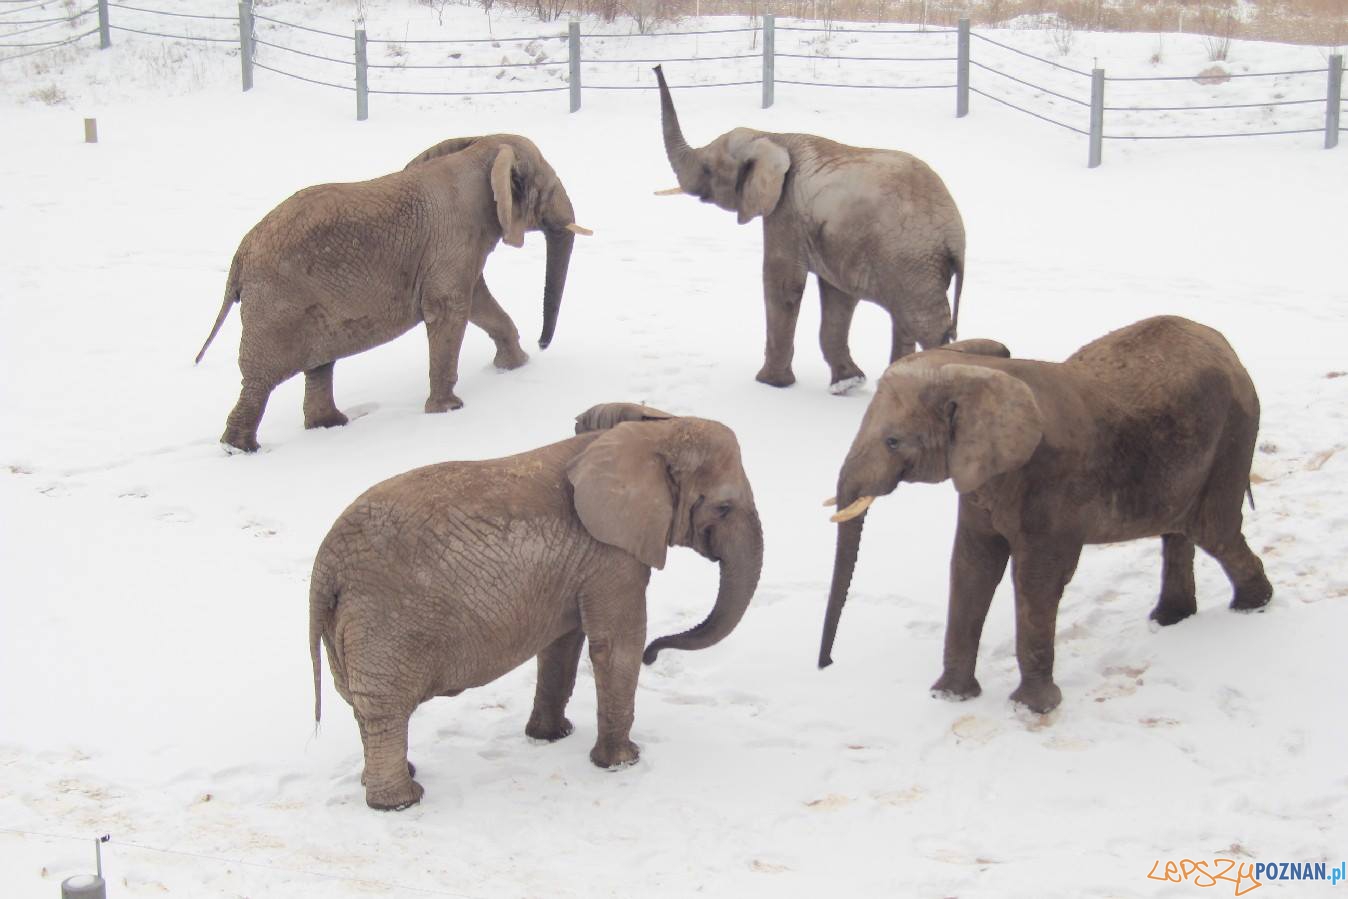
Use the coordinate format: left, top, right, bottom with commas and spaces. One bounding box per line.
2, 0, 1342, 165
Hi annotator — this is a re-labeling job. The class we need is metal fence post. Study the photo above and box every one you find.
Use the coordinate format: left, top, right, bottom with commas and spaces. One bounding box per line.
355, 28, 368, 121
1088, 67, 1104, 168
238, 2, 253, 92
1326, 54, 1342, 150
569, 20, 581, 113
956, 17, 969, 117
762, 13, 775, 109
96, 0, 110, 48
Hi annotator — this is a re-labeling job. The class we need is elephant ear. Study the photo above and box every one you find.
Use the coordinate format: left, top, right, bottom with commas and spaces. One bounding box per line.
943, 365, 1044, 494
490, 144, 525, 249
567, 422, 674, 569
574, 402, 676, 434
734, 137, 790, 225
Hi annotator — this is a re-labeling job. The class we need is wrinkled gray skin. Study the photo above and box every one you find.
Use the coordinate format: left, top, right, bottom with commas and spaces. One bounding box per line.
820, 318, 1272, 714
574, 402, 674, 433
310, 404, 764, 810
655, 65, 965, 392
195, 134, 583, 452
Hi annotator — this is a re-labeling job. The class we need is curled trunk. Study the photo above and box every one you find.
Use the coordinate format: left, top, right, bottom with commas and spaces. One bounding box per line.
819, 514, 866, 668
643, 510, 764, 664
654, 65, 703, 192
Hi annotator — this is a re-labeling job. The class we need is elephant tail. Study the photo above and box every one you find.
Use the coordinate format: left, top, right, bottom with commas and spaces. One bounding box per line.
947, 247, 964, 343
309, 564, 338, 727
194, 253, 243, 364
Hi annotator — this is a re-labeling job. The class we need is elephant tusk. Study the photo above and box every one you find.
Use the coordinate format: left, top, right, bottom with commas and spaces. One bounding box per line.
565, 223, 594, 236
830, 495, 875, 523
823, 496, 836, 507
653, 187, 685, 196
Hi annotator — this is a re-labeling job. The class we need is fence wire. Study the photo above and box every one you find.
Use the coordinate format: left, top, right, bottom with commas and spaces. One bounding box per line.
2, 8, 87, 24
252, 12, 351, 41
970, 59, 1089, 106
1105, 97, 1325, 112
970, 31, 1090, 77
367, 33, 561, 44
1, 7, 92, 37
370, 58, 568, 69
0, 0, 65, 14
0, 25, 93, 58
584, 53, 756, 63
587, 79, 759, 89
1106, 67, 1325, 82
1, 22, 92, 46
777, 24, 952, 33
779, 78, 954, 89
777, 51, 954, 62
254, 37, 352, 66
254, 60, 354, 89
582, 26, 757, 37
107, 2, 231, 20
970, 85, 1088, 134
368, 84, 570, 95
1104, 127, 1324, 140
110, 23, 235, 42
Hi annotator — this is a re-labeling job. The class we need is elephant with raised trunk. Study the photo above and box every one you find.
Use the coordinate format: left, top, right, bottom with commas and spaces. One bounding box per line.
653, 65, 966, 393
195, 134, 590, 452
309, 403, 763, 809
819, 318, 1272, 714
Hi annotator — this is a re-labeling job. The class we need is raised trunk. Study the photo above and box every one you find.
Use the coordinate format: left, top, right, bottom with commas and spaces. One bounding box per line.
538, 227, 573, 349
818, 514, 866, 669
642, 510, 763, 664
654, 65, 703, 191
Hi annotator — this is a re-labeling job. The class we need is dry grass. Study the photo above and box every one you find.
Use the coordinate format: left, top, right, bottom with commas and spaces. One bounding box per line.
493, 0, 1345, 47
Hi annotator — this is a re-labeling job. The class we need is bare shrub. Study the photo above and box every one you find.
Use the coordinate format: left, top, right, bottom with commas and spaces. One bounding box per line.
29, 84, 69, 105
1197, 1, 1238, 60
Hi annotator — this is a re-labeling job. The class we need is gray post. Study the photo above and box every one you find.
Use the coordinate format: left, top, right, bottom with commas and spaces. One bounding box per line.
238, 2, 253, 92
956, 17, 969, 117
355, 28, 368, 121
96, 0, 109, 48
568, 20, 580, 113
1326, 54, 1342, 150
1088, 67, 1104, 168
83, 117, 97, 143
761, 13, 775, 109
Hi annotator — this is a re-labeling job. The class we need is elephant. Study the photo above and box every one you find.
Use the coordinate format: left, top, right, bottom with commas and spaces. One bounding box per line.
818, 317, 1273, 714
653, 64, 966, 394
194, 134, 591, 453
309, 403, 764, 809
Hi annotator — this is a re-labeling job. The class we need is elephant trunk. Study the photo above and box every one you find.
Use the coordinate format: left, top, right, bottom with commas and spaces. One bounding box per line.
539, 224, 574, 350
654, 65, 703, 192
643, 509, 763, 664
819, 490, 868, 669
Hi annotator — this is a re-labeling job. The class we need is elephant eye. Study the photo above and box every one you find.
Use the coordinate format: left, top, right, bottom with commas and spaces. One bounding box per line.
885, 436, 901, 451
716, 502, 732, 518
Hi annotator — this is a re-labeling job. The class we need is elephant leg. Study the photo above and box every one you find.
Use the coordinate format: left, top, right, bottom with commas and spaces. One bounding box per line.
526, 627, 585, 742
358, 717, 415, 784
302, 362, 349, 430
904, 284, 956, 352
1007, 542, 1082, 714
889, 314, 917, 364
470, 278, 529, 371
755, 252, 807, 388
1151, 534, 1198, 625
1196, 531, 1273, 613
221, 377, 277, 453
817, 278, 866, 393
931, 504, 1010, 701
356, 709, 423, 811
584, 593, 646, 768
423, 287, 471, 414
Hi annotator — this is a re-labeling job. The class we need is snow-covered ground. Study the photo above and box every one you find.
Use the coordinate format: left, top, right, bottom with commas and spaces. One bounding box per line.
2, 3, 1346, 896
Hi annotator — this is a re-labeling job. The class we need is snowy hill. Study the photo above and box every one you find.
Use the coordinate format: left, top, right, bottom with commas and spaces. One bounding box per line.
1, 2, 1346, 896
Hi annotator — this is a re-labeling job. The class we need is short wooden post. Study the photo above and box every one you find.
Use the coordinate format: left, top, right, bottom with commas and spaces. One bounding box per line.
956, 17, 969, 117
761, 13, 775, 108
355, 28, 368, 121
568, 20, 581, 113
96, 0, 110, 48
238, 2, 253, 92
83, 118, 98, 143
1326, 54, 1342, 150
1088, 67, 1104, 168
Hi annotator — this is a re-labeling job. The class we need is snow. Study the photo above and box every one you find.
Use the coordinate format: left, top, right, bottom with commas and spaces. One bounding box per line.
2, 2, 1346, 896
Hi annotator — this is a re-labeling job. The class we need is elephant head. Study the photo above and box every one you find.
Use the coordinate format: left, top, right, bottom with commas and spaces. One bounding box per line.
818, 353, 1042, 668
654, 66, 791, 226
573, 402, 675, 434
566, 416, 764, 664
408, 135, 591, 349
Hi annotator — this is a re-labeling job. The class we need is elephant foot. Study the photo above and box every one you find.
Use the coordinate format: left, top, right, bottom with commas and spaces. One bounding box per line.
1009, 679, 1062, 715
220, 429, 259, 454
1230, 576, 1273, 612
590, 738, 640, 770
829, 374, 867, 396
1149, 595, 1197, 626
930, 671, 981, 702
755, 366, 796, 388
361, 761, 416, 786
365, 776, 424, 812
525, 715, 574, 742
493, 345, 530, 371
424, 393, 464, 414
304, 410, 350, 430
